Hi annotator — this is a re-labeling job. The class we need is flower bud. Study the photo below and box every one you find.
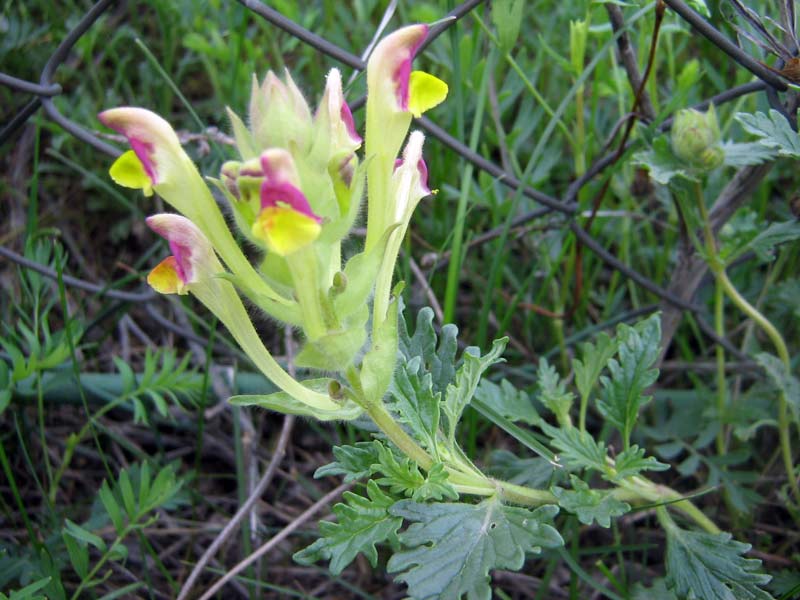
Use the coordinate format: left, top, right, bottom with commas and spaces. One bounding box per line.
671, 105, 724, 170
249, 70, 312, 152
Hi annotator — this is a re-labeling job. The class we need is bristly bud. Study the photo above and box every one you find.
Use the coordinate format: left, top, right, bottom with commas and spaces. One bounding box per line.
671, 105, 724, 170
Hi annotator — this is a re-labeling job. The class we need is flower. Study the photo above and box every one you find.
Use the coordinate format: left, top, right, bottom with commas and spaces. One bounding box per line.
249, 69, 313, 151
145, 214, 222, 295
364, 24, 447, 251
671, 105, 724, 170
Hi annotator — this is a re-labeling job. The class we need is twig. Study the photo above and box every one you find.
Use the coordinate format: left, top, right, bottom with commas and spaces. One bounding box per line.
175, 412, 297, 600
196, 483, 351, 600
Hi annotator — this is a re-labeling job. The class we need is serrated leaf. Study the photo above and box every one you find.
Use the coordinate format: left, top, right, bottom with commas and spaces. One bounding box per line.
315, 441, 383, 482
720, 141, 776, 167
755, 352, 800, 419
388, 499, 563, 600
442, 339, 507, 441
664, 525, 772, 600
293, 480, 402, 575
573, 331, 617, 402
597, 315, 661, 446
634, 136, 697, 185
371, 444, 457, 501
632, 579, 679, 600
535, 358, 574, 425
748, 221, 800, 262
613, 445, 670, 480
399, 308, 458, 394
474, 379, 539, 425
551, 476, 630, 528
736, 109, 800, 157
541, 422, 608, 474
388, 357, 441, 452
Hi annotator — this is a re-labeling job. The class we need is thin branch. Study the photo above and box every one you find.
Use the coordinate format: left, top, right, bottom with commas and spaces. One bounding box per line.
196, 483, 351, 600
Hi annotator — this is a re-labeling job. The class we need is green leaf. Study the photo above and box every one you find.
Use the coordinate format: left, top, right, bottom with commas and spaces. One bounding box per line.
551, 476, 630, 528
293, 480, 402, 575
632, 579, 679, 600
98, 481, 125, 535
573, 331, 617, 402
613, 445, 669, 480
474, 378, 539, 425
736, 109, 800, 157
388, 499, 563, 600
486, 450, 562, 488
388, 356, 441, 452
755, 352, 800, 420
229, 378, 363, 421
61, 530, 89, 580
371, 444, 457, 501
748, 221, 800, 262
491, 0, 524, 53
634, 136, 696, 185
535, 358, 574, 425
399, 308, 458, 394
596, 315, 661, 446
541, 422, 608, 474
442, 338, 507, 441
315, 441, 383, 482
720, 141, 776, 167
361, 295, 400, 402
664, 525, 772, 600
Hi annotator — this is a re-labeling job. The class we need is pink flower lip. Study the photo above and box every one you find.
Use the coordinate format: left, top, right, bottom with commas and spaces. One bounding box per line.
98, 111, 158, 184
392, 24, 428, 110
145, 216, 195, 283
260, 181, 322, 223
340, 101, 362, 143
417, 158, 430, 193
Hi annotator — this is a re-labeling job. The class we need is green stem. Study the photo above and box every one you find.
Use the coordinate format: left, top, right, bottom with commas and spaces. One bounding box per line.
714, 278, 727, 457
694, 186, 799, 503
287, 247, 327, 340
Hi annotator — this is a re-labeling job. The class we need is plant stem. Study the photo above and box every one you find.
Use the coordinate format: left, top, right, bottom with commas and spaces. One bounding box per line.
694, 186, 799, 502
714, 278, 727, 457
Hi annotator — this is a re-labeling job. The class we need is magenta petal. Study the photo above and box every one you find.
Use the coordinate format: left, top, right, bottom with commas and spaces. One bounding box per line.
391, 25, 428, 110
417, 158, 430, 193
340, 101, 362, 143
260, 181, 322, 223
98, 112, 159, 185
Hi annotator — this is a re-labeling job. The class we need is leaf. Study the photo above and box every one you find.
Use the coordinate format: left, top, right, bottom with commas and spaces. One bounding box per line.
371, 443, 457, 501
755, 352, 800, 419
474, 379, 539, 426
736, 109, 800, 157
442, 339, 507, 441
634, 136, 697, 185
596, 315, 661, 446
664, 525, 772, 600
399, 307, 458, 394
293, 480, 402, 575
720, 141, 776, 167
541, 422, 608, 474
229, 378, 363, 421
551, 476, 630, 528
361, 296, 399, 402
535, 358, 574, 425
492, 0, 524, 53
388, 499, 563, 600
632, 579, 679, 600
388, 356, 441, 452
315, 441, 383, 482
613, 445, 670, 480
486, 450, 561, 488
573, 331, 617, 402
748, 221, 800, 262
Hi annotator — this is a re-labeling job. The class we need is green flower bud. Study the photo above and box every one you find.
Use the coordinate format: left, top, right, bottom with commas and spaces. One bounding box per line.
671, 105, 724, 170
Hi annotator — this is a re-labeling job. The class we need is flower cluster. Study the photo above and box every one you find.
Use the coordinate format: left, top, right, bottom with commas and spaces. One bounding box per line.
101, 25, 447, 419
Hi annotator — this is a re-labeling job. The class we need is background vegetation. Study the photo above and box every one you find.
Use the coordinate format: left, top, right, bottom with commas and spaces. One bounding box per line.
1, 0, 799, 597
